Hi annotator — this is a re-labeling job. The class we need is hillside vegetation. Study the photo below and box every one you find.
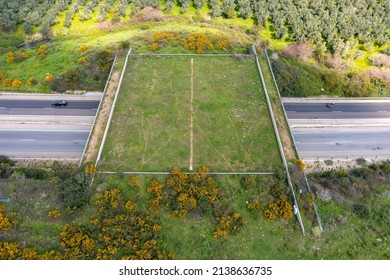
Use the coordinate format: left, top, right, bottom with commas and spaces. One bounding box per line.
0, 1, 389, 94
1, 1, 389, 50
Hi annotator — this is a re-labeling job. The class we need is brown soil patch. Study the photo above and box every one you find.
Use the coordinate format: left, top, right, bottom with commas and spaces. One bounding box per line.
83, 71, 121, 163
276, 111, 296, 160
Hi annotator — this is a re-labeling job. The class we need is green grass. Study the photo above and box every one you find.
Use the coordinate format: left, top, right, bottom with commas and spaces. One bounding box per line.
2, 170, 388, 259
0, 42, 81, 93
100, 55, 192, 171
0, 178, 75, 252
162, 177, 390, 259
99, 55, 280, 171
102, 174, 390, 259
192, 56, 280, 171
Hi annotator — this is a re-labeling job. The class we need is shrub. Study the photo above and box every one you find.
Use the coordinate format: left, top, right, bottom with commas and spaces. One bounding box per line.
272, 58, 324, 97
26, 78, 37, 86
60, 224, 96, 259
148, 43, 159, 51
128, 176, 140, 187
352, 203, 370, 219
2, 78, 12, 87
241, 175, 256, 189
36, 44, 48, 60
79, 45, 90, 53
16, 167, 49, 179
11, 79, 22, 88
14, 52, 29, 63
45, 74, 54, 83
264, 195, 293, 220
247, 198, 262, 211
356, 158, 367, 166
118, 40, 130, 50
181, 32, 214, 54
51, 161, 77, 180
325, 54, 348, 70
213, 213, 243, 239
300, 192, 315, 214
344, 73, 372, 97
58, 172, 92, 208
0, 205, 12, 230
47, 210, 61, 218
49, 49, 114, 92
0, 155, 15, 166
84, 164, 96, 175
322, 70, 346, 94
6, 52, 14, 63
0, 155, 15, 179
293, 159, 307, 171
381, 161, 390, 172
78, 57, 87, 63
324, 159, 333, 166
370, 53, 390, 67
281, 44, 313, 59
148, 167, 242, 238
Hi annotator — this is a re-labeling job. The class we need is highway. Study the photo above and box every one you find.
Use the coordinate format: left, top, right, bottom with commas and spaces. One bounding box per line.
284, 102, 390, 119
283, 99, 390, 161
0, 95, 101, 160
0, 130, 89, 158
0, 100, 99, 116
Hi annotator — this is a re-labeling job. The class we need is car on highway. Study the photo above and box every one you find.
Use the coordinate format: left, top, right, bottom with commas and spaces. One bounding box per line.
326, 102, 334, 108
51, 100, 68, 106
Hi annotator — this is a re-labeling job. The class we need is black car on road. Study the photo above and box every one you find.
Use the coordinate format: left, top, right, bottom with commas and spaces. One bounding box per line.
51, 100, 68, 106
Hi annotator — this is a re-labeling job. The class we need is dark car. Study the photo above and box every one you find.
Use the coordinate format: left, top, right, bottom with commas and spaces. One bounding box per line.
326, 102, 334, 108
51, 100, 68, 106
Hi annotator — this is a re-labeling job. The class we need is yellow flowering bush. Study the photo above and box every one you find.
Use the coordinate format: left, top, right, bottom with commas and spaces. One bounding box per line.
47, 210, 61, 218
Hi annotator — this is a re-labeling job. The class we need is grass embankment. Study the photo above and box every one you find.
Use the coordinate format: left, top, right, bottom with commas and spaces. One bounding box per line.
257, 56, 297, 161
272, 57, 390, 98
82, 54, 126, 164
0, 18, 253, 93
99, 55, 280, 172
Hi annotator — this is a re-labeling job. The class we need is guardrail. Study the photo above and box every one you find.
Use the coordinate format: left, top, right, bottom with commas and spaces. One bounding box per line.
252, 46, 305, 234
264, 49, 323, 232
78, 52, 118, 167
95, 48, 132, 167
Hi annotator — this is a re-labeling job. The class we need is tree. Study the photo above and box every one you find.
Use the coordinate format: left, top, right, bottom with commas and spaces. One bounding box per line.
221, 0, 235, 18
165, 0, 174, 12
194, 0, 205, 12
252, 0, 269, 26
22, 22, 33, 35
40, 22, 52, 38
58, 172, 92, 208
178, 0, 190, 13
237, 0, 251, 19
209, 0, 221, 17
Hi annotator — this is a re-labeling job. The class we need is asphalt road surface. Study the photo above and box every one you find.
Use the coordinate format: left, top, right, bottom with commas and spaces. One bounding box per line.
0, 130, 89, 159
283, 100, 390, 160
0, 97, 100, 159
0, 100, 99, 116
284, 102, 390, 119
